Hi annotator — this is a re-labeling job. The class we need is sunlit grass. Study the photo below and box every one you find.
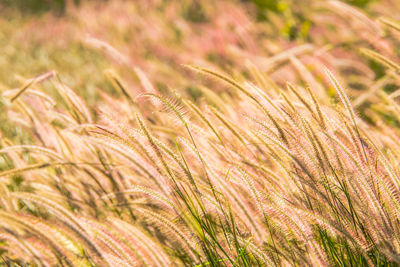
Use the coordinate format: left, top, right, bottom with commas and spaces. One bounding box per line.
1, 0, 400, 266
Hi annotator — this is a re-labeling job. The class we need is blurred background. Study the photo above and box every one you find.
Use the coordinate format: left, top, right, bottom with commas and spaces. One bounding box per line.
0, 0, 399, 115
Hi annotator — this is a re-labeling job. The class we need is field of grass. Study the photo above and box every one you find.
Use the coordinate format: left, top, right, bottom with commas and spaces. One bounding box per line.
1, 0, 400, 266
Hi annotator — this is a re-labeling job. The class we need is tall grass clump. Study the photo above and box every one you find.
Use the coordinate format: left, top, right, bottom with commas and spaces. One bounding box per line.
1, 0, 400, 266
